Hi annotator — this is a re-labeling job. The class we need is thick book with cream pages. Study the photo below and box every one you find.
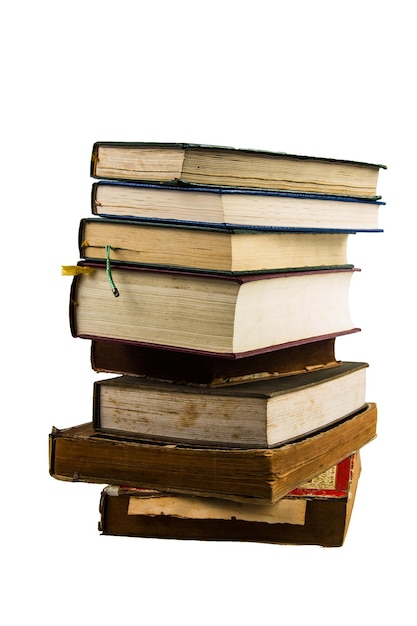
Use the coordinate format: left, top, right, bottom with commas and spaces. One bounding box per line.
92, 362, 368, 448
79, 217, 355, 275
69, 264, 360, 358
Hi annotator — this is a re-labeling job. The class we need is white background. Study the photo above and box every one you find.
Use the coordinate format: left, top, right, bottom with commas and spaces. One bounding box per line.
2, 2, 415, 624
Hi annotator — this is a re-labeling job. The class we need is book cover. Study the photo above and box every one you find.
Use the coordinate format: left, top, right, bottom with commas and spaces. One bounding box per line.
90, 336, 340, 385
98, 453, 361, 547
49, 402, 377, 504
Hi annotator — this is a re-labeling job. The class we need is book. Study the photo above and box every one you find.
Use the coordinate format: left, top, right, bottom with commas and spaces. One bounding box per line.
79, 217, 354, 275
69, 263, 360, 357
93, 362, 368, 448
90, 142, 385, 198
92, 180, 384, 231
98, 452, 361, 547
49, 402, 377, 504
90, 336, 340, 386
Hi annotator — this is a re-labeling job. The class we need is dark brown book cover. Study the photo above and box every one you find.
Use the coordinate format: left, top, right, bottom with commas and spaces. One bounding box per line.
49, 403, 376, 504
98, 453, 361, 547
90, 337, 340, 386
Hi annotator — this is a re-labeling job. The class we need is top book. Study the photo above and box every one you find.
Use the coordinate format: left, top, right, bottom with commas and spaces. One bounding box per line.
91, 142, 386, 199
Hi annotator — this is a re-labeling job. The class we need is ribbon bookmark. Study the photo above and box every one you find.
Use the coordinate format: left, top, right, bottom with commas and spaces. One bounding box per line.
105, 245, 120, 297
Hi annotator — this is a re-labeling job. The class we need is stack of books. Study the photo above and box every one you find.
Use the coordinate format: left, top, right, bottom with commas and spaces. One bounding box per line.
51, 142, 386, 546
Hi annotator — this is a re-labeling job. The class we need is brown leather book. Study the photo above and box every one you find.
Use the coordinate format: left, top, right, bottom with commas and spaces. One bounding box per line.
90, 336, 340, 386
49, 403, 377, 505
98, 453, 361, 547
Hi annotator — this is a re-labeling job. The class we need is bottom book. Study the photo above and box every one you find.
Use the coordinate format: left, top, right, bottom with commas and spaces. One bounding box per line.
98, 453, 361, 547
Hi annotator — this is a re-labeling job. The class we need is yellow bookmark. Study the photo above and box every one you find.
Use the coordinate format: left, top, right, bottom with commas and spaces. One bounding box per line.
61, 265, 96, 276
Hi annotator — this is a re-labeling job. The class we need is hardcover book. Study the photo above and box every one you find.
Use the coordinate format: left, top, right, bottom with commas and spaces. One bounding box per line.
98, 452, 361, 547
69, 263, 360, 357
79, 217, 353, 274
91, 142, 385, 198
90, 336, 340, 386
49, 402, 377, 504
92, 362, 368, 448
92, 180, 384, 231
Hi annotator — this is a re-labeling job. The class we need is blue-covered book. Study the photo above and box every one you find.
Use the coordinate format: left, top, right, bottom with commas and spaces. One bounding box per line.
91, 180, 384, 232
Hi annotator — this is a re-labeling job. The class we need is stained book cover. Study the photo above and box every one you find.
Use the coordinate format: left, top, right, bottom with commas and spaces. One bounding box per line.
98, 453, 361, 547
49, 403, 377, 504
